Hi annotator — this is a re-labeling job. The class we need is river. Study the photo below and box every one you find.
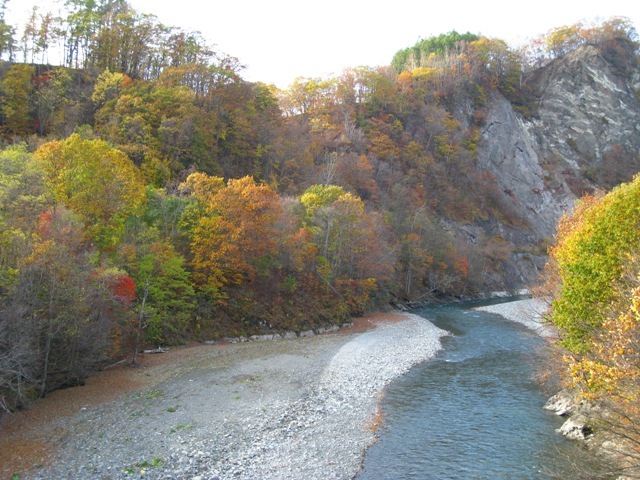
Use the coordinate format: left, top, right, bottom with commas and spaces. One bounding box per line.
357, 300, 609, 480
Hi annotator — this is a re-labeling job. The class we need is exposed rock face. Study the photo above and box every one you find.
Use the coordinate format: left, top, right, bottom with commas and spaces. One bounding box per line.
530, 43, 640, 176
544, 392, 576, 417
544, 391, 594, 441
477, 93, 568, 238
473, 38, 640, 289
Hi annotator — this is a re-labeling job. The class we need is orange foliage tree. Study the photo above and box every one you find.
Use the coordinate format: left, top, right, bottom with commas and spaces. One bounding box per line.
184, 174, 282, 303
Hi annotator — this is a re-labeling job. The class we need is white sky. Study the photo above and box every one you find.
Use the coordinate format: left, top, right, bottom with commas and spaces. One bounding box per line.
6, 0, 640, 88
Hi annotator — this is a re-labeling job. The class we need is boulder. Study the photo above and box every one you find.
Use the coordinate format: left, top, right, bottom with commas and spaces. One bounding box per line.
558, 415, 593, 441
544, 392, 576, 416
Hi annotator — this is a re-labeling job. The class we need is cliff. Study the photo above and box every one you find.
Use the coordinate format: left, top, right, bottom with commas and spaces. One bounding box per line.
472, 38, 640, 290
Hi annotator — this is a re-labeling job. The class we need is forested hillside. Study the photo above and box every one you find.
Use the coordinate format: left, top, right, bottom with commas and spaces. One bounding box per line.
0, 0, 638, 411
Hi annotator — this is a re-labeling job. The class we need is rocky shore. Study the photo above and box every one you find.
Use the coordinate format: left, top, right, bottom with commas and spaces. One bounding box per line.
5, 312, 447, 480
477, 299, 640, 478
475, 300, 600, 439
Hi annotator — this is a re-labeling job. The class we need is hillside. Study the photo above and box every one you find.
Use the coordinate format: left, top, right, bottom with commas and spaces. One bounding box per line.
0, 6, 639, 410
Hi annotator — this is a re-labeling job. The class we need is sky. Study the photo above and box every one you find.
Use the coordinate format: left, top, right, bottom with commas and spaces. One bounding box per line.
6, 0, 640, 88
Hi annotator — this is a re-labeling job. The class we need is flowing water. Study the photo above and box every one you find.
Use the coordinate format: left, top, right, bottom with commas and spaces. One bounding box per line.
358, 300, 608, 480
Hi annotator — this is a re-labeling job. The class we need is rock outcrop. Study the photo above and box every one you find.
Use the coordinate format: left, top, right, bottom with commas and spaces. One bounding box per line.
473, 37, 640, 290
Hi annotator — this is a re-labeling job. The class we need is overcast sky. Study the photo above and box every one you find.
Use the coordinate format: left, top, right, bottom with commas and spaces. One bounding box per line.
6, 0, 640, 88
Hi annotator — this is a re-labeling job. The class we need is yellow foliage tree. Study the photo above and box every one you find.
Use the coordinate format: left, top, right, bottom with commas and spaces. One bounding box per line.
545, 174, 640, 474
547, 176, 640, 353
35, 134, 146, 250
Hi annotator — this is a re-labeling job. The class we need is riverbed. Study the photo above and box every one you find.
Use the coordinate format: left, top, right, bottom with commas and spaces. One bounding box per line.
2, 300, 605, 479
358, 299, 607, 479
3, 313, 446, 480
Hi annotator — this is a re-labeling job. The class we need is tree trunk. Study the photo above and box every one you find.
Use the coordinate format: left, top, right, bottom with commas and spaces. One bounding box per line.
132, 281, 150, 365
40, 333, 52, 397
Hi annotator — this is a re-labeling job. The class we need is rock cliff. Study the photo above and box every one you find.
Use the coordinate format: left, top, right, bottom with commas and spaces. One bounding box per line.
473, 38, 640, 290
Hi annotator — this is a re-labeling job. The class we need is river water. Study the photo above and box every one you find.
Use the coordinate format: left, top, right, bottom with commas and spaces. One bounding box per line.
358, 300, 608, 480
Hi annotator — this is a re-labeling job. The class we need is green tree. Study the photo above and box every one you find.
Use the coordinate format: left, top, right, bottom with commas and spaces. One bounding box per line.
134, 242, 195, 346
392, 31, 480, 71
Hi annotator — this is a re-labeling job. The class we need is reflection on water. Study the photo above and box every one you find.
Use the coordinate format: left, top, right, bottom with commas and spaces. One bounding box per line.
357, 301, 608, 480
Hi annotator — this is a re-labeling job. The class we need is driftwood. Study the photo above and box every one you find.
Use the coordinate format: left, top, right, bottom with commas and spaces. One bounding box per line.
102, 359, 128, 370
142, 347, 169, 354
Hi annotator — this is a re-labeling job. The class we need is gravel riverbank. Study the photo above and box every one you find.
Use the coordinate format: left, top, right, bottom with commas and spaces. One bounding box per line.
6, 312, 447, 480
474, 298, 556, 338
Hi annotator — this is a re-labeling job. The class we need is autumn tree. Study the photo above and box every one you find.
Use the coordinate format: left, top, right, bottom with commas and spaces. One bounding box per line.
63, 0, 111, 70
558, 251, 640, 478
533, 173, 640, 475
393, 202, 434, 300
468, 37, 523, 95
31, 68, 73, 136
0, 300, 35, 411
35, 134, 146, 251
0, 144, 46, 292
526, 17, 638, 68
1, 64, 34, 137
93, 59, 276, 180
0, 3, 15, 61
0, 144, 45, 409
93, 79, 196, 166
184, 174, 282, 304
37, 0, 215, 77
11, 208, 119, 397
567, 255, 640, 396
91, 68, 130, 108
547, 176, 640, 353
0, 145, 46, 409
300, 184, 393, 314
